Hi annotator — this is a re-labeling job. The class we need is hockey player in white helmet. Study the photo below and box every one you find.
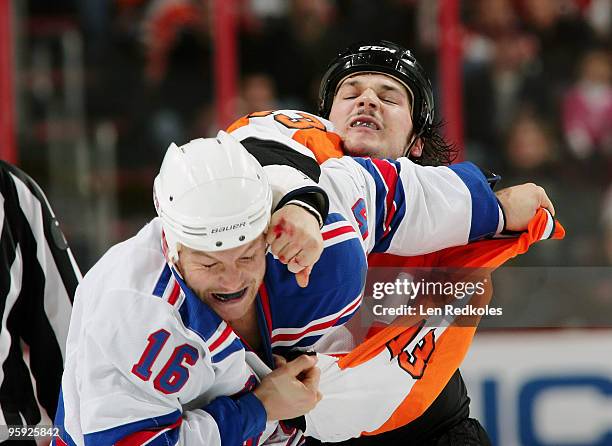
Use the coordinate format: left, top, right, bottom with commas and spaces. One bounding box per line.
55, 127, 513, 445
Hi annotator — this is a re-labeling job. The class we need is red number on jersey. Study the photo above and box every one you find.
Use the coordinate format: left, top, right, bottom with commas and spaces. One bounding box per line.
386, 320, 436, 379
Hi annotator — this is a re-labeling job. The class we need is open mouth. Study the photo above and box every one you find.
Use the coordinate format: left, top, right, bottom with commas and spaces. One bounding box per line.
212, 288, 248, 302
350, 117, 380, 130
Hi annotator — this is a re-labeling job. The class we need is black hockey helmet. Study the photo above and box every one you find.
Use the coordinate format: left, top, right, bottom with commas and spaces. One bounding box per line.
318, 40, 435, 139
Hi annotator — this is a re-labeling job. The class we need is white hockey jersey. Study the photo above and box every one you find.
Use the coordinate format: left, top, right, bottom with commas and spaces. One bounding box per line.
54, 110, 506, 446
54, 216, 367, 446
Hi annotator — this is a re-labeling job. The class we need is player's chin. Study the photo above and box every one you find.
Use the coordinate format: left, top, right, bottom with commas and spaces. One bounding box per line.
343, 138, 381, 158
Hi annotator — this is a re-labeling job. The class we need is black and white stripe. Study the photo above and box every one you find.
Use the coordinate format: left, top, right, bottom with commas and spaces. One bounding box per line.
0, 160, 81, 429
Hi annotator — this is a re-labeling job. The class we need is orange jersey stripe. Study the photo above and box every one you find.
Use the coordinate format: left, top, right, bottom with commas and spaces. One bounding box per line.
292, 128, 344, 164
226, 115, 250, 133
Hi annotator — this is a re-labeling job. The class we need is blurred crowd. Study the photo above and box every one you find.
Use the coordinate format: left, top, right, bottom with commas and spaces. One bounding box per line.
14, 0, 612, 324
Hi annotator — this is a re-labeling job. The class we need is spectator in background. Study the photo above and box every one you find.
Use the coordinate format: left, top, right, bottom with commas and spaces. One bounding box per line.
519, 0, 598, 78
562, 183, 612, 326
504, 108, 559, 175
191, 73, 280, 140
465, 0, 519, 40
584, 0, 611, 41
490, 32, 541, 136
0, 161, 81, 444
462, 0, 541, 168
238, 73, 279, 116
463, 28, 541, 169
242, 0, 338, 109
500, 109, 566, 266
562, 48, 612, 161
518, 0, 598, 114
502, 108, 607, 266
462, 0, 605, 172
144, 2, 212, 153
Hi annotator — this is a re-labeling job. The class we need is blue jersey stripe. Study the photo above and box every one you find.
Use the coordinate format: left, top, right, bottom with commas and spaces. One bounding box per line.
204, 393, 266, 446
83, 410, 181, 445
448, 162, 499, 241
211, 338, 244, 363
174, 269, 221, 341
54, 389, 78, 446
152, 265, 172, 297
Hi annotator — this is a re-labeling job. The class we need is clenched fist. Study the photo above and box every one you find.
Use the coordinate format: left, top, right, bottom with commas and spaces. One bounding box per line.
496, 183, 555, 231
266, 204, 324, 287
253, 354, 322, 421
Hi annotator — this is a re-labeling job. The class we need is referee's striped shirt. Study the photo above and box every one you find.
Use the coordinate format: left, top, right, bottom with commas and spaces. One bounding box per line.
0, 160, 81, 431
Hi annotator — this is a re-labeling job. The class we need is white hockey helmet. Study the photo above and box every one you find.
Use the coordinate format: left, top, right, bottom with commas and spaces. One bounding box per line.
153, 130, 272, 262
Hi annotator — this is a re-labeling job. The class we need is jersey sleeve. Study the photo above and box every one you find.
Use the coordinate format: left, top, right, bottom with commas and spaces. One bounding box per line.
319, 156, 505, 256
57, 289, 267, 446
264, 215, 368, 353
376, 208, 565, 268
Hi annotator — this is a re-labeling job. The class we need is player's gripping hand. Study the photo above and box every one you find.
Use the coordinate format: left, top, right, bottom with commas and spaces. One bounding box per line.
266, 204, 323, 288
495, 183, 555, 231
253, 354, 322, 421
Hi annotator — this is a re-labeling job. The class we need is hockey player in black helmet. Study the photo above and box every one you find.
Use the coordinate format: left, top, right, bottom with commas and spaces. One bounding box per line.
227, 39, 556, 446
318, 40, 456, 167
310, 40, 493, 446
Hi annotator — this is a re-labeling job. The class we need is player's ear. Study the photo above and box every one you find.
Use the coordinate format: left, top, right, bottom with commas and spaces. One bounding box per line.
407, 137, 423, 158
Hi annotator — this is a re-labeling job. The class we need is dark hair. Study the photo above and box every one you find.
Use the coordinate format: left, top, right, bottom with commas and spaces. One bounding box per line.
409, 120, 458, 167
